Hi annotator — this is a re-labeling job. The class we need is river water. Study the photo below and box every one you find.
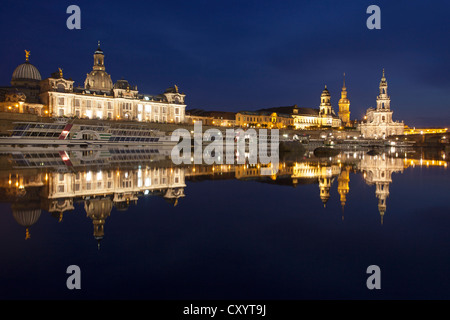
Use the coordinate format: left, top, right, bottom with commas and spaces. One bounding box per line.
0, 146, 448, 299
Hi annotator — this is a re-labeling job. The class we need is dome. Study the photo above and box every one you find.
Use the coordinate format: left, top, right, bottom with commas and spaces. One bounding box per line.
12, 62, 41, 81
321, 85, 330, 96
12, 208, 42, 227
113, 79, 131, 90
85, 198, 113, 218
12, 207, 42, 240
85, 70, 113, 91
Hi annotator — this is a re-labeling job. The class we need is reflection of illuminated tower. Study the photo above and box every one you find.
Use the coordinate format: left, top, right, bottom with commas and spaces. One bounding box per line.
337, 166, 350, 219
85, 197, 113, 249
338, 73, 350, 126
358, 153, 404, 224
375, 180, 390, 225
318, 177, 332, 207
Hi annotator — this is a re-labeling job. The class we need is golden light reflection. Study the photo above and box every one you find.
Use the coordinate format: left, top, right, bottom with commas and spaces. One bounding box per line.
0, 149, 447, 241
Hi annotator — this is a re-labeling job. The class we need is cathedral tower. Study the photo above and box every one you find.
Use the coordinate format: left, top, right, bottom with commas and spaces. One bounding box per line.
376, 69, 391, 112
360, 69, 404, 139
338, 73, 350, 126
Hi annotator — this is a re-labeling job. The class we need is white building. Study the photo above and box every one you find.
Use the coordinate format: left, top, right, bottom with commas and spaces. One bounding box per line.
3, 44, 187, 123
360, 70, 404, 139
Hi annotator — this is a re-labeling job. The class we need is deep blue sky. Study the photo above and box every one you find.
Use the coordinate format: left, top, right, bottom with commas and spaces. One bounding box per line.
0, 0, 449, 127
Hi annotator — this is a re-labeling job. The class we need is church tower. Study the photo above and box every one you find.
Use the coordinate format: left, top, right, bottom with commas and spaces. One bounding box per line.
360, 68, 404, 139
84, 41, 113, 92
338, 73, 350, 126
376, 69, 391, 111
319, 85, 332, 116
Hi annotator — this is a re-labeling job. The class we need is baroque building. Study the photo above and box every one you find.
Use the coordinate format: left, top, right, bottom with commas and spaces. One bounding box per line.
249, 86, 342, 129
0, 50, 44, 115
1, 44, 187, 123
360, 70, 404, 139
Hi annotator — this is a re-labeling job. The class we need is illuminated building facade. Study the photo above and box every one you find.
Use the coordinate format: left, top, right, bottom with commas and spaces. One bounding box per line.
360, 70, 404, 139
247, 86, 342, 130
404, 127, 448, 135
0, 50, 44, 115
185, 109, 236, 126
235, 111, 293, 129
1, 45, 187, 123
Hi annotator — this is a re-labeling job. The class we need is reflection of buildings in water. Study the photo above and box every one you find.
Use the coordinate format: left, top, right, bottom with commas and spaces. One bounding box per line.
358, 153, 405, 224
0, 165, 186, 243
404, 158, 448, 168
7, 146, 173, 169
85, 197, 113, 249
1, 150, 448, 241
235, 163, 293, 180
12, 202, 41, 240
48, 198, 74, 222
0, 172, 46, 239
337, 165, 350, 219
48, 166, 186, 243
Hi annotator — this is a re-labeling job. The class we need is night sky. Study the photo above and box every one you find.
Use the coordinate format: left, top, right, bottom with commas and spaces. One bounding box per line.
0, 0, 449, 127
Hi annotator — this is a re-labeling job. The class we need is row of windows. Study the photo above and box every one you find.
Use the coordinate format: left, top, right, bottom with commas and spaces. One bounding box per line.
57, 177, 180, 193
13, 152, 61, 159
57, 98, 180, 112
12, 131, 61, 137
59, 98, 115, 109
109, 136, 160, 142
13, 160, 64, 166
109, 148, 161, 154
109, 129, 159, 136
238, 116, 292, 124
14, 123, 65, 130
295, 118, 319, 124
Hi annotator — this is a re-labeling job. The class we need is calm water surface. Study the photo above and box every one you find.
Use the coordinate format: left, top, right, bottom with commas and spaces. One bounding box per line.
0, 147, 449, 300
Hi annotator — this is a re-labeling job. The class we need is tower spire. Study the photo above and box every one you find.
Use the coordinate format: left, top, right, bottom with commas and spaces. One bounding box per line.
343, 72, 346, 89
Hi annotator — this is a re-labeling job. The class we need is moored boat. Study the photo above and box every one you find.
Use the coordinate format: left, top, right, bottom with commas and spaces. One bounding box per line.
0, 119, 175, 146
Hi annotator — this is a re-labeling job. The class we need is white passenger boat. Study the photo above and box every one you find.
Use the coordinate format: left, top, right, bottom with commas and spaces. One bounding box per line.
0, 119, 176, 147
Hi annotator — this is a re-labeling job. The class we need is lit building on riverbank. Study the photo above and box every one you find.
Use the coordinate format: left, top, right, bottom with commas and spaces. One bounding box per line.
0, 45, 187, 123
359, 69, 404, 139
185, 109, 236, 126
235, 110, 294, 129
404, 126, 448, 135
238, 85, 342, 129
